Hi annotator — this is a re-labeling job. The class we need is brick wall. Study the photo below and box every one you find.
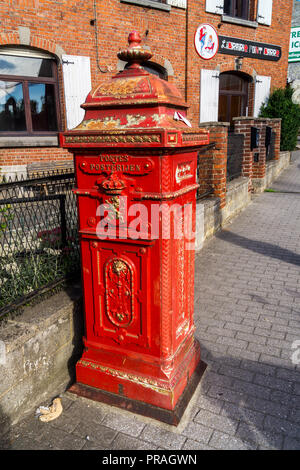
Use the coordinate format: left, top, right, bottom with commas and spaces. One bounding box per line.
199, 123, 229, 209
233, 117, 281, 191
0, 0, 186, 170
0, 0, 293, 170
188, 0, 293, 124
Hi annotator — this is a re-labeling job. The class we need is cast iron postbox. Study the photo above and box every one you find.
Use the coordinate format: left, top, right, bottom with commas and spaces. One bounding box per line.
60, 32, 209, 424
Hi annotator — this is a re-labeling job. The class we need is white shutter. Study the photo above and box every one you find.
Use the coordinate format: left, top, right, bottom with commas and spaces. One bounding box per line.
205, 0, 224, 14
200, 69, 220, 123
254, 75, 271, 117
167, 0, 186, 8
62, 55, 92, 130
257, 0, 273, 26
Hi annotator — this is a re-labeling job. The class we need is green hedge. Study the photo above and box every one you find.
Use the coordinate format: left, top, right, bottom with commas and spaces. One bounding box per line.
259, 85, 300, 151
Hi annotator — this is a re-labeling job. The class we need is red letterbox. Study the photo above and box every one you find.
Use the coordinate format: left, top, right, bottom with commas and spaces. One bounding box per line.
60, 32, 209, 425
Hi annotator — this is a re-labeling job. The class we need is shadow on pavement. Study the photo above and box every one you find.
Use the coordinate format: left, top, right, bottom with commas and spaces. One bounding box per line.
194, 340, 299, 450
0, 404, 11, 449
216, 230, 300, 268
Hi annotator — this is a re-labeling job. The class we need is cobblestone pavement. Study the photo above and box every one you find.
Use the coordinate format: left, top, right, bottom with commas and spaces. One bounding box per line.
1, 155, 300, 451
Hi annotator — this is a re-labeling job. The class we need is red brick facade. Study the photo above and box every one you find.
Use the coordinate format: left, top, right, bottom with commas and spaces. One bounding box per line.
0, 0, 293, 171
234, 117, 281, 191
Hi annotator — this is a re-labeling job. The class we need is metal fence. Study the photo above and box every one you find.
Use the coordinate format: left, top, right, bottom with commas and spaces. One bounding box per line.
196, 143, 215, 200
0, 170, 80, 318
227, 133, 244, 182
266, 130, 276, 162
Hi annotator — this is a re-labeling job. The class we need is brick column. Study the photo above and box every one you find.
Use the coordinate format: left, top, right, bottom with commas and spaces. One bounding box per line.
233, 118, 254, 191
200, 123, 229, 209
233, 117, 269, 192
252, 120, 267, 181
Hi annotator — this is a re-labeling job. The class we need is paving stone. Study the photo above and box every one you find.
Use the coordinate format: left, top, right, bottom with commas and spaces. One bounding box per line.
110, 433, 157, 450
66, 399, 106, 424
194, 394, 225, 415
264, 415, 300, 439
4, 436, 53, 450
101, 411, 145, 437
140, 425, 186, 450
182, 439, 216, 450
72, 421, 117, 447
221, 402, 265, 428
181, 421, 213, 444
202, 370, 234, 389
236, 422, 283, 450
253, 373, 294, 393
232, 379, 271, 400
283, 437, 300, 450
194, 409, 239, 435
218, 365, 254, 383
209, 430, 256, 450
240, 360, 276, 377
242, 395, 290, 420
36, 427, 86, 450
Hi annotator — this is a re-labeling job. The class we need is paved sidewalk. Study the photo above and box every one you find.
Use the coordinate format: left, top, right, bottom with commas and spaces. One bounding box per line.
1, 155, 300, 451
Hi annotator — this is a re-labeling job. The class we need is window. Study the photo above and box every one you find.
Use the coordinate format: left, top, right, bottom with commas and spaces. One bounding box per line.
218, 72, 251, 125
0, 50, 60, 135
125, 61, 168, 80
224, 0, 249, 20
141, 61, 168, 80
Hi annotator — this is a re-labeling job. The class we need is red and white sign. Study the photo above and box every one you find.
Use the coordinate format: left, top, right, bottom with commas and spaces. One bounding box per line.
194, 24, 219, 60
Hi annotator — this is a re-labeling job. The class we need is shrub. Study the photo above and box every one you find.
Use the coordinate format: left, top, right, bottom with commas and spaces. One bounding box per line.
259, 85, 300, 151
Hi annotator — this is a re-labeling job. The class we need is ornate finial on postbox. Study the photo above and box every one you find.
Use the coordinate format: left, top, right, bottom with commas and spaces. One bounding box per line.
117, 31, 152, 68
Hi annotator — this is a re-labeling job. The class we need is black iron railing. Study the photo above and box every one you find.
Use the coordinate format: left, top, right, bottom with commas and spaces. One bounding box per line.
227, 132, 244, 182
196, 143, 216, 200
0, 170, 80, 318
266, 130, 276, 162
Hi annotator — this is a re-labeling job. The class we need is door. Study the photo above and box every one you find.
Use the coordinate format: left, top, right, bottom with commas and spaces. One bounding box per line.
218, 72, 250, 125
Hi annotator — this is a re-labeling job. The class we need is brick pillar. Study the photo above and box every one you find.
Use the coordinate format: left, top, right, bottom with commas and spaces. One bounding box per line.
233, 117, 254, 191
200, 123, 229, 209
252, 120, 266, 180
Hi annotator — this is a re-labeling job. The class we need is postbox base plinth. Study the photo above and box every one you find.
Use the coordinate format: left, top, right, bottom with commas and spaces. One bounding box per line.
68, 359, 207, 426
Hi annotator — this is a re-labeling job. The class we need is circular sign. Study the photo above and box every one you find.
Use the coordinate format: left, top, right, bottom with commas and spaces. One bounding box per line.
195, 24, 219, 60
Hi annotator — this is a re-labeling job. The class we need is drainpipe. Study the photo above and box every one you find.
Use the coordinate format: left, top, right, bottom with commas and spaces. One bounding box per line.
93, 0, 113, 73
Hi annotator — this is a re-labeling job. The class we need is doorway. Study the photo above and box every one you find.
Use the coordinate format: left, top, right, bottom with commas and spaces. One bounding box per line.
218, 72, 251, 125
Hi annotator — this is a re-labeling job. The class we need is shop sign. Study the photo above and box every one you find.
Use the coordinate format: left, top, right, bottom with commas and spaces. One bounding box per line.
289, 27, 300, 62
194, 24, 219, 60
218, 36, 281, 62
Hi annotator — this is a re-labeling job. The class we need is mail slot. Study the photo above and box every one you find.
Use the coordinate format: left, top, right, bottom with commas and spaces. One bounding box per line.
251, 126, 260, 150
60, 32, 209, 425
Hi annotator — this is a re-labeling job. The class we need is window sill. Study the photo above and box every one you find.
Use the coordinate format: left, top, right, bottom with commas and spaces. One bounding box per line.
221, 15, 258, 28
0, 135, 59, 148
120, 0, 171, 12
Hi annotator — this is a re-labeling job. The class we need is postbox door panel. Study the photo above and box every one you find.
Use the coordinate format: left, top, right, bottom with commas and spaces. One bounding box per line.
88, 240, 152, 351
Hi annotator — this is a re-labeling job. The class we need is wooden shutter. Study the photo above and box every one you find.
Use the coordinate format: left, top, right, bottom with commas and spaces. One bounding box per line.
205, 0, 224, 14
62, 55, 92, 130
257, 0, 273, 26
254, 75, 271, 117
200, 69, 220, 123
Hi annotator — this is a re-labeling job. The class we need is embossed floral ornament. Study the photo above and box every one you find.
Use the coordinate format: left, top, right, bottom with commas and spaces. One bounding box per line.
105, 258, 134, 329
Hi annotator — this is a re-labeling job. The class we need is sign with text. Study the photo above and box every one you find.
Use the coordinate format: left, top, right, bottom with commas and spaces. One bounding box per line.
289, 27, 300, 62
219, 36, 281, 62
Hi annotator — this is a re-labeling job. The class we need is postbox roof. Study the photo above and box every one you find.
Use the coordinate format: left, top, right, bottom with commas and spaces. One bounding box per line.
61, 32, 210, 147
